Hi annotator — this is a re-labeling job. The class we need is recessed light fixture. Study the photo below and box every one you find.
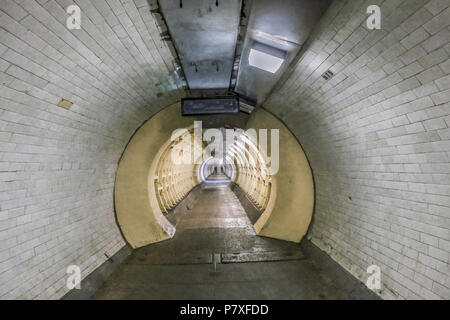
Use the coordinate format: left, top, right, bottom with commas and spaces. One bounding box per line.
248, 41, 287, 74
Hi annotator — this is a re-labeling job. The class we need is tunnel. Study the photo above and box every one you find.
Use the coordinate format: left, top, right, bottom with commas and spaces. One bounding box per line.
0, 0, 448, 301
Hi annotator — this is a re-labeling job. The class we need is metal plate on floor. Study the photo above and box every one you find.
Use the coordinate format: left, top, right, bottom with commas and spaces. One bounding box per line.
221, 250, 305, 263
128, 252, 213, 265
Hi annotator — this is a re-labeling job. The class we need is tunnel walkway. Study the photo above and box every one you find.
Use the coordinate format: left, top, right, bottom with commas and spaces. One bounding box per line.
93, 178, 347, 299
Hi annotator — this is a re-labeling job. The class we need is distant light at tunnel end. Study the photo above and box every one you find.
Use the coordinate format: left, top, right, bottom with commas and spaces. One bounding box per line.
248, 48, 284, 73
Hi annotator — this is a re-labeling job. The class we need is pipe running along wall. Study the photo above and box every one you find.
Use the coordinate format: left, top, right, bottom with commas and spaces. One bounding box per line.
115, 104, 314, 248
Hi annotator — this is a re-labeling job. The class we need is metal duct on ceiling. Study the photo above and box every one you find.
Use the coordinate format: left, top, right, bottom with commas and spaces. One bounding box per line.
158, 0, 242, 90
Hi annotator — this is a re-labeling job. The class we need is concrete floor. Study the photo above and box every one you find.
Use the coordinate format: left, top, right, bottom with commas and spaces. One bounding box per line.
93, 178, 348, 300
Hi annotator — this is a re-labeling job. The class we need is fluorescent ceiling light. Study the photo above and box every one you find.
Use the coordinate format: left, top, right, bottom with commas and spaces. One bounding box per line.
248, 41, 287, 73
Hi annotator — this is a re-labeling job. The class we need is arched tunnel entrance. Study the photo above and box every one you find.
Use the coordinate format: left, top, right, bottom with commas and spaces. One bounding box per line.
97, 104, 329, 299
0, 0, 448, 302
114, 104, 315, 250
199, 157, 234, 184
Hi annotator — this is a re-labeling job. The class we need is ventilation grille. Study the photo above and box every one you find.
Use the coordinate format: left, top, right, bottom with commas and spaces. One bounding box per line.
322, 70, 335, 81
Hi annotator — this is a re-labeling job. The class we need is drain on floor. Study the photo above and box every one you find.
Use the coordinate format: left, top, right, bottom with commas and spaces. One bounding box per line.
129, 250, 305, 265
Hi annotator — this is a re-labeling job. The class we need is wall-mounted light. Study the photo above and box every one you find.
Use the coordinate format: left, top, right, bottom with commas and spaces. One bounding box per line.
248, 41, 287, 73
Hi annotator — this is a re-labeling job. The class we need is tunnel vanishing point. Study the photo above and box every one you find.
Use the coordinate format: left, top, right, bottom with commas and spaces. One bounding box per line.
0, 0, 449, 300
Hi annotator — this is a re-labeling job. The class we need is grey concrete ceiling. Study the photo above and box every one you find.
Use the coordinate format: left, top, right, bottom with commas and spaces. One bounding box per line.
157, 0, 331, 111
158, 0, 242, 90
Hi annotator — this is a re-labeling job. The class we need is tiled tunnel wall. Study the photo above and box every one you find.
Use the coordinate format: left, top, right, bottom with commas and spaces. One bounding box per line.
0, 0, 448, 300
264, 0, 449, 299
0, 0, 182, 299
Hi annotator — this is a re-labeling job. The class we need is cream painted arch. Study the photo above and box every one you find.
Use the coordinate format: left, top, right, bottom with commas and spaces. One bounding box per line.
245, 109, 315, 243
115, 103, 202, 248
115, 103, 314, 248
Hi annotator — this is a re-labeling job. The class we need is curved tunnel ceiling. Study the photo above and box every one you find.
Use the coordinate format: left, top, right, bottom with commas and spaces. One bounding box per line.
156, 0, 332, 107
235, 0, 332, 103
0, 0, 448, 301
